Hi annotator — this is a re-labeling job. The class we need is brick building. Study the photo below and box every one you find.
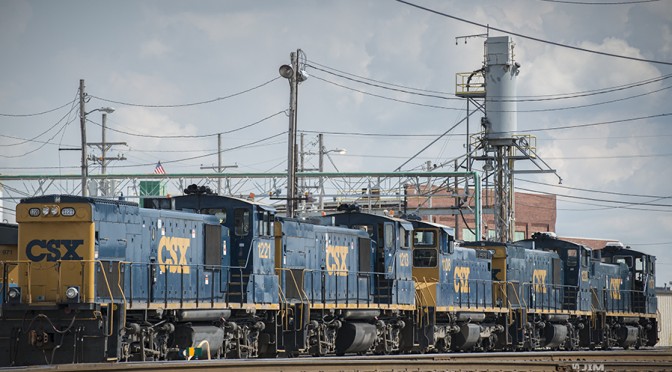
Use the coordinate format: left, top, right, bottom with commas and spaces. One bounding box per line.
405, 186, 556, 241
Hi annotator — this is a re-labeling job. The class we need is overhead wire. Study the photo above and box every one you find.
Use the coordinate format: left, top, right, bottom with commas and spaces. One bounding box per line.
299, 112, 670, 139
86, 110, 286, 139
88, 76, 281, 108
309, 70, 672, 113
2, 89, 80, 147
516, 178, 671, 199
0, 92, 80, 158
395, 0, 672, 66
308, 59, 672, 102
0, 99, 78, 117
516, 186, 672, 208
539, 0, 662, 4
310, 74, 462, 110
106, 131, 288, 170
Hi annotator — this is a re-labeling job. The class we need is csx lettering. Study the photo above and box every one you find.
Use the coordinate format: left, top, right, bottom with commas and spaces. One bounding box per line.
399, 252, 410, 267
158, 236, 191, 274
25, 239, 83, 262
533, 269, 548, 293
454, 266, 470, 293
257, 242, 271, 259
609, 278, 622, 300
326, 245, 348, 276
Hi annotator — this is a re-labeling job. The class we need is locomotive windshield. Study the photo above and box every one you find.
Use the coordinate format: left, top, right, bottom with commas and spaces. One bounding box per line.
413, 230, 436, 247
413, 249, 437, 267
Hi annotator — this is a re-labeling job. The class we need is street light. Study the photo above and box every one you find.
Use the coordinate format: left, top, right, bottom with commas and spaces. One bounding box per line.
316, 133, 346, 210
80, 104, 114, 197
279, 49, 308, 218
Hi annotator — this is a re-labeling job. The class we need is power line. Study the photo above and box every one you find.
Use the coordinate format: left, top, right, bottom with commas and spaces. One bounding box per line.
539, 0, 662, 4
395, 0, 672, 66
517, 186, 672, 208
543, 153, 672, 160
89, 77, 280, 108
307, 63, 460, 101
0, 93, 80, 158
0, 99, 77, 117
310, 74, 462, 110
87, 110, 286, 139
307, 59, 453, 95
516, 178, 670, 199
309, 59, 672, 102
2, 89, 80, 147
299, 112, 669, 139
516, 112, 671, 133
107, 131, 288, 169
311, 70, 672, 113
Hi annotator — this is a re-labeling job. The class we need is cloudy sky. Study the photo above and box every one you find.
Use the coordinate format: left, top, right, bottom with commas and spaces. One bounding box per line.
1, 0, 671, 283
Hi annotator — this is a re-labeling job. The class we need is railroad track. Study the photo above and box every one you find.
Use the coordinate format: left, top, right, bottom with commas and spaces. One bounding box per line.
8, 350, 672, 372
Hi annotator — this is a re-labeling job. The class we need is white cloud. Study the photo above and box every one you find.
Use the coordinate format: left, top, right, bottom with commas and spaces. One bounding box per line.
141, 38, 171, 58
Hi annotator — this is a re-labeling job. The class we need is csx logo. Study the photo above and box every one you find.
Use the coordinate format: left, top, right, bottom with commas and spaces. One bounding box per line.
454, 266, 470, 293
326, 245, 348, 276
533, 269, 548, 293
609, 278, 622, 300
158, 236, 191, 274
26, 239, 83, 262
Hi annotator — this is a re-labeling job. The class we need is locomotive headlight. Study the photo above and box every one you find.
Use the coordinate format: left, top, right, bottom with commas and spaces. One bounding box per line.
42, 206, 50, 216
7, 287, 21, 302
50, 206, 59, 216
65, 286, 79, 300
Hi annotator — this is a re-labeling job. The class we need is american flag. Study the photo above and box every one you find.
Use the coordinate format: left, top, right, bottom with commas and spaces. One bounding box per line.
154, 161, 166, 175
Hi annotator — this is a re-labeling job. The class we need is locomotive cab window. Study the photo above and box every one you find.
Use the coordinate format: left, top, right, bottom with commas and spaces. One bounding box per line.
204, 208, 227, 224
615, 256, 632, 267
354, 224, 374, 240
400, 226, 410, 249
567, 248, 578, 267
413, 248, 437, 267
234, 208, 250, 236
581, 253, 589, 267
413, 230, 436, 247
384, 223, 393, 249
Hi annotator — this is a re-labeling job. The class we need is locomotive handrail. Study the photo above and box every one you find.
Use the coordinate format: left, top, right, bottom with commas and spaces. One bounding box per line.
411, 276, 437, 305
275, 267, 307, 331
93, 260, 117, 337
411, 276, 436, 325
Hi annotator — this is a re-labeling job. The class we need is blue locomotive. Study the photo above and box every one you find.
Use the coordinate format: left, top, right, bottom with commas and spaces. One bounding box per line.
516, 233, 658, 349
0, 194, 231, 365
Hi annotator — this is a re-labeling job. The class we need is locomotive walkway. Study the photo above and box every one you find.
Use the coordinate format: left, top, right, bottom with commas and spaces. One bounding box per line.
8, 349, 672, 372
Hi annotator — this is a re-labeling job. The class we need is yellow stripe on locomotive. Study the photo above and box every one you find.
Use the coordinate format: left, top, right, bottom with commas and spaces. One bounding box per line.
15, 202, 95, 304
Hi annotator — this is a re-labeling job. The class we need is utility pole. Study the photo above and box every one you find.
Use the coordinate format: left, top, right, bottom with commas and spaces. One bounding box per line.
318, 133, 324, 210
200, 133, 237, 195
79, 79, 88, 196
279, 49, 307, 218
88, 110, 126, 197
